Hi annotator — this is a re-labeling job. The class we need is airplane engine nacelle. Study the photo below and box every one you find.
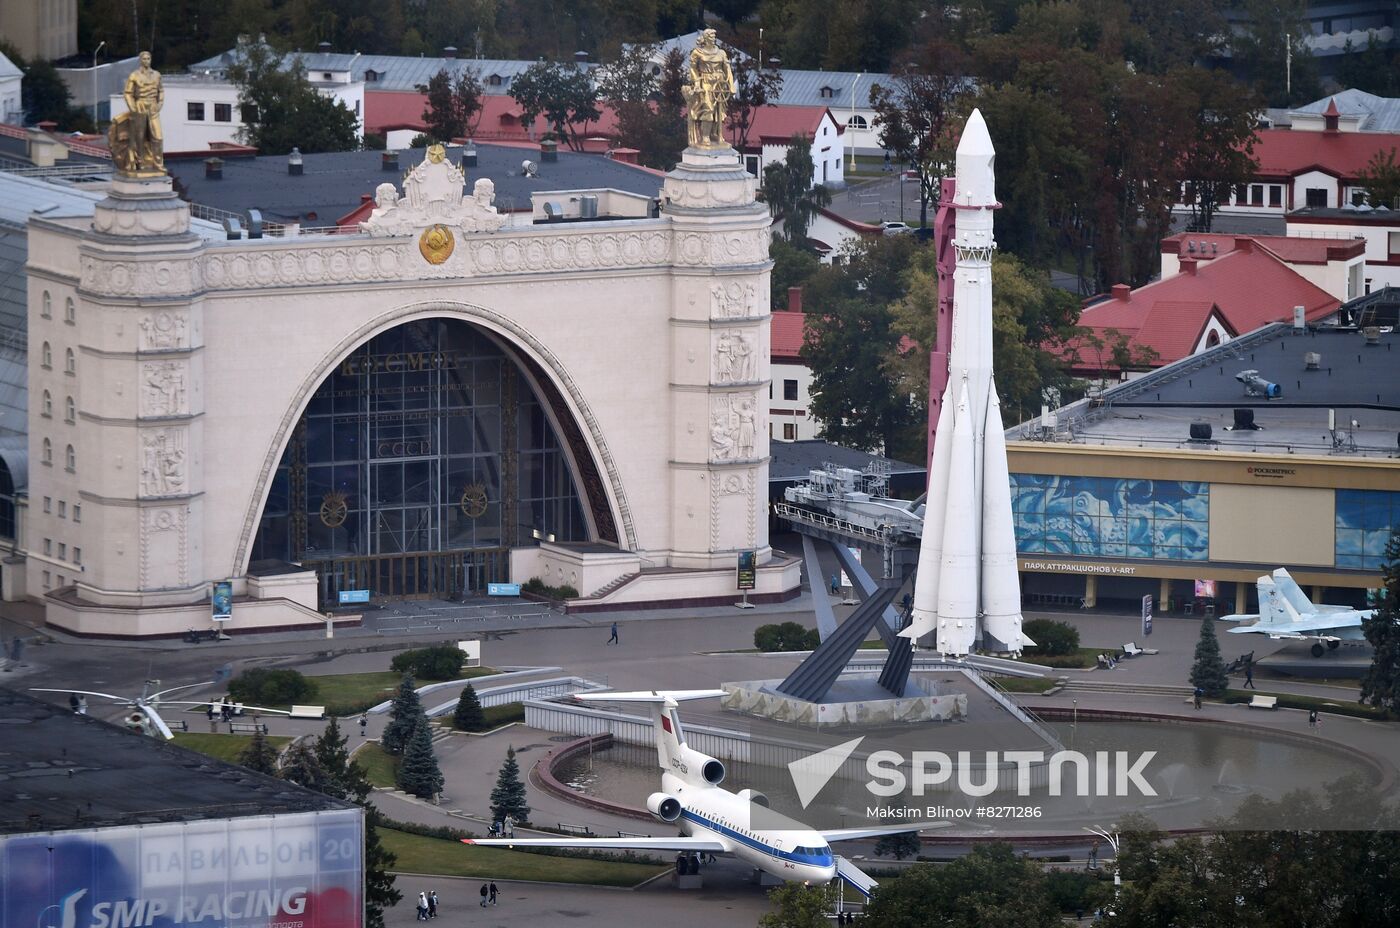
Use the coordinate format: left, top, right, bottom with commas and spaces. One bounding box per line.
679, 746, 725, 785
736, 788, 770, 808
647, 792, 683, 823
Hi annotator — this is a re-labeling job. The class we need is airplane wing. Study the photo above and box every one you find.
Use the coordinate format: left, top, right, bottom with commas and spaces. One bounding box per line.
462, 836, 725, 852
1228, 612, 1366, 635
819, 821, 951, 842
575, 690, 728, 703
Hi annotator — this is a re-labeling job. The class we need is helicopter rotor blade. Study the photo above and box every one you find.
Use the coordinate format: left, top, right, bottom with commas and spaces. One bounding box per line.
30, 688, 132, 704
140, 704, 176, 740
148, 680, 217, 701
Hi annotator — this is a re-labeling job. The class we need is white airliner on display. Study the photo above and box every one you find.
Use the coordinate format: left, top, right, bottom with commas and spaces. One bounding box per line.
1222, 568, 1374, 656
463, 690, 928, 897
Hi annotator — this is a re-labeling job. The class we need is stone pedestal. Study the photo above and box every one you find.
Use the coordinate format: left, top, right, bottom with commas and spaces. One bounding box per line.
92, 174, 193, 239
662, 147, 760, 213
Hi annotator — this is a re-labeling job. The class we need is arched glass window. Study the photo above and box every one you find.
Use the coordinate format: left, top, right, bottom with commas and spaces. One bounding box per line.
65, 444, 75, 472
65, 348, 75, 375
65, 395, 75, 423
64, 297, 75, 324
41, 342, 52, 369
848, 114, 869, 130
41, 291, 51, 318
41, 389, 52, 417
42, 438, 52, 465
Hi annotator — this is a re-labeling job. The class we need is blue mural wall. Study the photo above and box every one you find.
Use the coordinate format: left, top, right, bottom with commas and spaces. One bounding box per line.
1336, 489, 1400, 570
1010, 474, 1210, 561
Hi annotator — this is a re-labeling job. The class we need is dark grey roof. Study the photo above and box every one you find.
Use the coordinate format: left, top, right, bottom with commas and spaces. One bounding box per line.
167, 142, 663, 226
1013, 323, 1400, 458
769, 440, 925, 494
1292, 89, 1400, 132
0, 687, 352, 834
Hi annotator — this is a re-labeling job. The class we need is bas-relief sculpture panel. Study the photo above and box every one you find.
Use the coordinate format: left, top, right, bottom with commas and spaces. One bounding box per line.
140, 428, 187, 498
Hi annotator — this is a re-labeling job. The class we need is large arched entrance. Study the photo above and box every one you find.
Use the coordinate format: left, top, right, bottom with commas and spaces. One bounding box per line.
251, 318, 598, 602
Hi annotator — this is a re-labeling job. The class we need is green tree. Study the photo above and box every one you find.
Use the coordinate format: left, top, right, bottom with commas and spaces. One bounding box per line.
381, 674, 422, 756
417, 67, 484, 143
863, 843, 1061, 927
489, 745, 531, 825
228, 39, 359, 155
1172, 67, 1263, 233
707, 0, 762, 32
280, 742, 333, 794
1190, 615, 1229, 697
452, 683, 486, 732
1359, 531, 1400, 717
597, 43, 685, 169
763, 136, 832, 246
803, 236, 924, 459
758, 882, 830, 928
228, 667, 317, 706
391, 643, 465, 681
313, 716, 373, 804
511, 60, 602, 151
873, 830, 921, 860
724, 44, 783, 150
1022, 619, 1079, 656
870, 27, 969, 228
237, 728, 280, 775
1336, 34, 1400, 97
396, 714, 444, 800
0, 42, 87, 130
768, 237, 820, 311
1231, 0, 1320, 106
1356, 148, 1400, 211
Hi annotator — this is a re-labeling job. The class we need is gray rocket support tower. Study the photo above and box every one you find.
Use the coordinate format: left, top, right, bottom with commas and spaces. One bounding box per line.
900, 109, 1031, 656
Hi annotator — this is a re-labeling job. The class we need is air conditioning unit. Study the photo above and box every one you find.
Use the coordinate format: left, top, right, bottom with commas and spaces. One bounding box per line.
1304, 352, 1321, 370
1189, 421, 1213, 441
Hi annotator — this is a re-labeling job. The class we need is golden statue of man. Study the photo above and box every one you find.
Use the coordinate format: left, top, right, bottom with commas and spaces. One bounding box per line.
111, 51, 165, 175
684, 29, 736, 149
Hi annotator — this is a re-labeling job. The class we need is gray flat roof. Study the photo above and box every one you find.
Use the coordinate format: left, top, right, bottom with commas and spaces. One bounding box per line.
0, 687, 351, 835
1013, 324, 1400, 458
168, 142, 662, 227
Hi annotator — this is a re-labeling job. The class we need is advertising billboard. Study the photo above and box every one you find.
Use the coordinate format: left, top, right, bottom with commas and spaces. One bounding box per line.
211, 581, 233, 622
736, 551, 756, 591
0, 808, 363, 928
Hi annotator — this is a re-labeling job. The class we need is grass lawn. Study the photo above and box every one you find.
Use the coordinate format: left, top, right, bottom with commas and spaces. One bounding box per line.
355, 741, 400, 788
380, 829, 667, 887
1024, 647, 1105, 669
172, 732, 291, 763
991, 676, 1061, 694
300, 668, 497, 716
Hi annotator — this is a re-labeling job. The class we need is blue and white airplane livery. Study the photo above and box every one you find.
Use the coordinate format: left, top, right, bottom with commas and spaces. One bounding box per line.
463, 690, 914, 897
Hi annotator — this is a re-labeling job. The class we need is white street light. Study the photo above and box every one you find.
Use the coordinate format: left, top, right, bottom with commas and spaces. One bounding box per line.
92, 41, 106, 129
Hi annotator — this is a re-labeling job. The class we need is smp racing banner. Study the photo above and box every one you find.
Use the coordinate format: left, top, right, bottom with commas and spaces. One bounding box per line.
0, 809, 363, 928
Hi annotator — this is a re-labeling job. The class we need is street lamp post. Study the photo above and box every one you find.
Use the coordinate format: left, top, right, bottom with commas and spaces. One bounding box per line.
1083, 825, 1122, 909
848, 73, 862, 175
91, 41, 106, 129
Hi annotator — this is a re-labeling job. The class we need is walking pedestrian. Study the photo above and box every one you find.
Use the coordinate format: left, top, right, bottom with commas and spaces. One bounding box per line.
416, 891, 428, 921
830, 573, 840, 595
1308, 708, 1318, 729
607, 622, 619, 645
1243, 662, 1256, 689
488, 882, 498, 906
427, 890, 437, 918
359, 713, 368, 737
1192, 686, 1203, 710
69, 692, 81, 713
479, 884, 489, 907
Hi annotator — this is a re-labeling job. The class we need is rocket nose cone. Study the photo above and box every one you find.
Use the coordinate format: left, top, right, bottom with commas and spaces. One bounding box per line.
956, 109, 994, 157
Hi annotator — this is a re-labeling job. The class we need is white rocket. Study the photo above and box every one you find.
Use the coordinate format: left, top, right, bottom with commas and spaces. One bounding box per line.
900, 109, 1031, 656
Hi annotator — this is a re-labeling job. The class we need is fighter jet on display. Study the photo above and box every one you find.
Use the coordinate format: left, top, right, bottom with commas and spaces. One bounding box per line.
1222, 568, 1375, 656
463, 690, 933, 898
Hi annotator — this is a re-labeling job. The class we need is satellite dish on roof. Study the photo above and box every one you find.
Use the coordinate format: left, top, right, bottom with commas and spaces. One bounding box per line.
522, 160, 539, 177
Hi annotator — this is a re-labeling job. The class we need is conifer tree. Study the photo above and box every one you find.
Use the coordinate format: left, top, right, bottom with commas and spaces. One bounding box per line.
381, 674, 421, 756
314, 716, 372, 803
396, 713, 444, 800
280, 742, 332, 794
452, 683, 486, 732
1190, 615, 1229, 697
363, 814, 401, 928
237, 727, 280, 775
489, 745, 530, 826
1360, 531, 1400, 717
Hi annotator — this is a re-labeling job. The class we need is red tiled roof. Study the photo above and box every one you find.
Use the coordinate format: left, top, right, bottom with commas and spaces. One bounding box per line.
1069, 241, 1341, 371
1251, 128, 1400, 180
771, 311, 807, 361
365, 91, 620, 141
743, 106, 844, 147
1160, 232, 1365, 265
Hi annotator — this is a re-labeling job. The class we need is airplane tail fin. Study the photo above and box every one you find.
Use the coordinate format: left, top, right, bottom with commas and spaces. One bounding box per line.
1255, 575, 1301, 629
575, 690, 725, 774
1272, 568, 1314, 613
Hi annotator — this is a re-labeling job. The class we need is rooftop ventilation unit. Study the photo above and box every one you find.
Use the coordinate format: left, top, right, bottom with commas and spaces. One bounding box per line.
1364, 326, 1381, 345
1232, 408, 1260, 431
579, 194, 598, 219
1189, 421, 1213, 441
1236, 369, 1282, 398
1304, 352, 1321, 370
542, 201, 563, 219
521, 159, 539, 177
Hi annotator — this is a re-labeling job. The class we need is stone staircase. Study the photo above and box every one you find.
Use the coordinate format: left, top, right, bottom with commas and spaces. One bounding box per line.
583, 571, 642, 600
1060, 679, 1194, 698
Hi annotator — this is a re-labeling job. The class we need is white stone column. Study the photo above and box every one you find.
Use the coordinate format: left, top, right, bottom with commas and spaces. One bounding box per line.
662, 148, 773, 569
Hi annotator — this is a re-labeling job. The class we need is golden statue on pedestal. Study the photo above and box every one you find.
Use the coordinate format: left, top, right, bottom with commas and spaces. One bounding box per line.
110, 51, 166, 176
684, 29, 736, 150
